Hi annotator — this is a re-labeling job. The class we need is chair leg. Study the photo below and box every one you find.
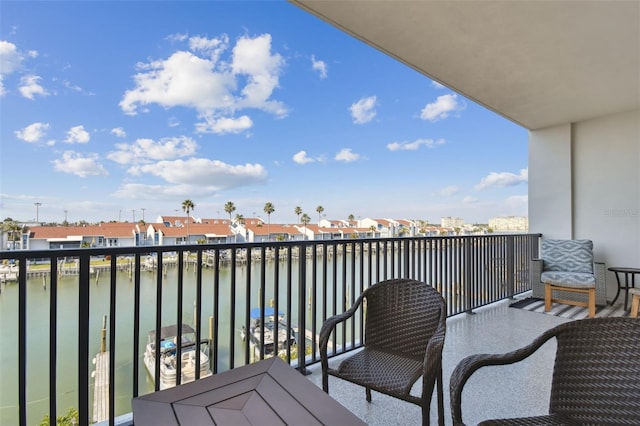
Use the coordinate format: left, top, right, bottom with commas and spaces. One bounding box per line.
631, 294, 640, 318
544, 283, 552, 312
588, 288, 596, 318
322, 371, 329, 393
437, 367, 444, 426
366, 387, 372, 402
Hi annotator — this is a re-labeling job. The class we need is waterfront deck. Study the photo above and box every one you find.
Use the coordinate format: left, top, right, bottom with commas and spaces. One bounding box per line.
1, 235, 541, 425
97, 296, 569, 426
304, 296, 568, 425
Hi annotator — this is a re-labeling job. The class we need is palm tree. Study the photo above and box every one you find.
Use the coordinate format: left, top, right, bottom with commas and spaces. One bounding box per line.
264, 202, 275, 241
300, 213, 311, 240
316, 205, 324, 224
2, 219, 22, 250
294, 206, 302, 224
234, 213, 245, 243
224, 201, 236, 224
181, 199, 195, 243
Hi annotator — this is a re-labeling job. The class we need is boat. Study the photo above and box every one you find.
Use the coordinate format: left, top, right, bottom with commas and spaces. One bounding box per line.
240, 307, 297, 356
0, 264, 19, 284
143, 324, 212, 390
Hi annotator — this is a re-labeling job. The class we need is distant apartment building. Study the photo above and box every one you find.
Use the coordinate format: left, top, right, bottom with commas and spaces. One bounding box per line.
441, 217, 464, 228
489, 216, 529, 232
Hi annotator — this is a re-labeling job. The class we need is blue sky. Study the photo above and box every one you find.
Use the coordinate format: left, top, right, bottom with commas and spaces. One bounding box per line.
0, 1, 528, 225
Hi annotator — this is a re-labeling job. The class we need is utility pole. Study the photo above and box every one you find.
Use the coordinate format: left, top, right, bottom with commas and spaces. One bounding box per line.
64, 210, 68, 225
34, 202, 42, 223
132, 209, 136, 223
141, 208, 146, 222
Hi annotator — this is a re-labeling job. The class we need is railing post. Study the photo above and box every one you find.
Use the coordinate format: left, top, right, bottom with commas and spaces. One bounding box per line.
18, 258, 27, 426
403, 239, 410, 279
464, 238, 474, 314
78, 254, 90, 425
506, 236, 515, 299
297, 242, 308, 375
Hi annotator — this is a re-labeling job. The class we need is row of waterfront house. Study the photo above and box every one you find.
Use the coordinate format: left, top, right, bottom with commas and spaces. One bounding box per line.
1, 215, 499, 251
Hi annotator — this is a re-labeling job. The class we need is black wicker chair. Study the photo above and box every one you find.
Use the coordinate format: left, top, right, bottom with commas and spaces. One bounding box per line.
319, 278, 446, 426
450, 317, 640, 425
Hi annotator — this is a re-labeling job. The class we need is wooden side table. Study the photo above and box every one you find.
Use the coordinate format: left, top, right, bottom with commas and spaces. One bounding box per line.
133, 356, 365, 425
608, 267, 640, 311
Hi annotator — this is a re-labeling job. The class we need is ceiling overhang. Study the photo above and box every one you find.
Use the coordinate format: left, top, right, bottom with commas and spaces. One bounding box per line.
290, 1, 640, 130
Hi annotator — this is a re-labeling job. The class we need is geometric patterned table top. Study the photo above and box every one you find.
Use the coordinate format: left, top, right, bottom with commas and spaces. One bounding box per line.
133, 357, 365, 425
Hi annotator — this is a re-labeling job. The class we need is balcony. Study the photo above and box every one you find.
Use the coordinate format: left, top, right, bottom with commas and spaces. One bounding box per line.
308, 297, 568, 425
1, 234, 541, 425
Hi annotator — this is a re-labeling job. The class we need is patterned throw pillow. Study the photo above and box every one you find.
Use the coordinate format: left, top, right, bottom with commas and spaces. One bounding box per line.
542, 239, 594, 273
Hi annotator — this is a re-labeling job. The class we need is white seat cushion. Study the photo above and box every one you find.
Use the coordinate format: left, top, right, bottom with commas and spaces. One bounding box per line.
541, 271, 596, 287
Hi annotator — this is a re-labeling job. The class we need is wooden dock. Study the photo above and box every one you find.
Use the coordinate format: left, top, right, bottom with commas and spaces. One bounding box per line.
92, 351, 109, 423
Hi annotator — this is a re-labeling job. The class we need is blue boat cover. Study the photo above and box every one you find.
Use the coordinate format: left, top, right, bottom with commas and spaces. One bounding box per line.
249, 307, 284, 319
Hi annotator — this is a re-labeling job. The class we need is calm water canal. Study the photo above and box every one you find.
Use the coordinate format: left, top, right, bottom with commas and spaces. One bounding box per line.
0, 253, 373, 425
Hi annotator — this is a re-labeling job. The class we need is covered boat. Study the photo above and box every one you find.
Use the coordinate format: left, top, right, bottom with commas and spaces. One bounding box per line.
240, 307, 296, 356
143, 324, 212, 390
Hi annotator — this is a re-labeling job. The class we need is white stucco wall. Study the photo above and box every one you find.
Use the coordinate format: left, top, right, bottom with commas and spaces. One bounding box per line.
529, 109, 640, 300
528, 123, 573, 239
573, 109, 640, 270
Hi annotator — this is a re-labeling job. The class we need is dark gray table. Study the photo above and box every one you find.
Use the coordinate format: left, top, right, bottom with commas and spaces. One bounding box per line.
132, 357, 365, 425
608, 266, 640, 310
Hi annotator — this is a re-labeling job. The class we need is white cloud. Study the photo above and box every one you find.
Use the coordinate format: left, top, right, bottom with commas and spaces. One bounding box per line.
311, 55, 327, 79
0, 41, 41, 97
166, 33, 188, 43
431, 80, 445, 89
462, 196, 478, 203
19, 74, 49, 99
120, 34, 286, 134
387, 138, 445, 151
231, 34, 287, 116
475, 169, 528, 190
64, 125, 90, 144
63, 79, 93, 95
335, 148, 360, 162
107, 136, 197, 165
133, 158, 267, 189
440, 186, 459, 197
0, 40, 24, 96
504, 195, 528, 209
120, 50, 234, 114
113, 182, 217, 199
188, 34, 229, 62
420, 93, 463, 121
293, 150, 314, 164
195, 114, 253, 134
15, 122, 50, 143
349, 96, 377, 124
111, 127, 126, 138
293, 151, 324, 164
0, 40, 22, 73
52, 151, 108, 177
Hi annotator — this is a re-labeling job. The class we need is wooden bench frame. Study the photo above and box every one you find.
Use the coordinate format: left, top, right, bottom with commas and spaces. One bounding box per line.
630, 289, 640, 318
544, 281, 596, 318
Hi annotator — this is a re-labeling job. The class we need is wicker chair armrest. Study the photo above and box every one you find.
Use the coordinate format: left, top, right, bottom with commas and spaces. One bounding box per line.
450, 326, 557, 425
530, 258, 543, 298
422, 305, 447, 424
593, 261, 607, 304
319, 292, 366, 358
593, 261, 605, 279
423, 303, 447, 374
